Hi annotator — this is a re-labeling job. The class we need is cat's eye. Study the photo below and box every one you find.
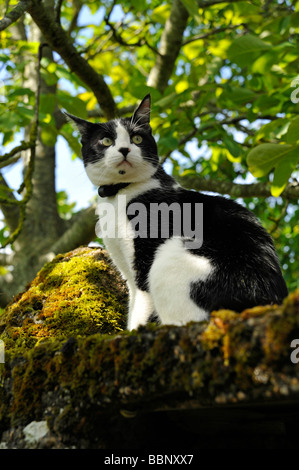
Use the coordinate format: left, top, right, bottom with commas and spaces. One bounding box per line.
100, 137, 113, 146
132, 135, 143, 144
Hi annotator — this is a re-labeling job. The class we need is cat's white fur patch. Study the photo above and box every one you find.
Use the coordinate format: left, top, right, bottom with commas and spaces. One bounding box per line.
95, 179, 161, 330
127, 289, 154, 331
113, 120, 132, 148
148, 238, 213, 326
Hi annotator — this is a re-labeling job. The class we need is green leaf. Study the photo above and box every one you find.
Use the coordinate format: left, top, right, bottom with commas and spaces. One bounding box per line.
0, 184, 15, 198
223, 135, 242, 159
57, 91, 87, 118
248, 142, 299, 196
254, 118, 289, 143
57, 190, 76, 219
155, 93, 178, 108
0, 107, 26, 130
227, 34, 271, 67
40, 68, 58, 87
158, 134, 179, 155
271, 157, 298, 197
180, 0, 201, 24
0, 226, 9, 247
251, 51, 277, 74
286, 116, 299, 144
220, 86, 256, 105
40, 94, 57, 115
60, 128, 82, 157
15, 106, 35, 123
151, 4, 171, 24
41, 125, 58, 147
247, 143, 299, 178
8, 88, 34, 99
252, 95, 281, 113
2, 131, 14, 146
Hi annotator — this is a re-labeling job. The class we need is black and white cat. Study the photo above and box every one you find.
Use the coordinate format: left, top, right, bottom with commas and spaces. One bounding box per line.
67, 94, 288, 330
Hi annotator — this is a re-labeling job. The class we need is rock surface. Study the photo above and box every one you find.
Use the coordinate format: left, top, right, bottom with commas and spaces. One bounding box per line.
0, 247, 298, 449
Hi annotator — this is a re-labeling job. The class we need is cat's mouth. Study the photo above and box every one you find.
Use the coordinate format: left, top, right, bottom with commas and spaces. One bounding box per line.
117, 159, 133, 168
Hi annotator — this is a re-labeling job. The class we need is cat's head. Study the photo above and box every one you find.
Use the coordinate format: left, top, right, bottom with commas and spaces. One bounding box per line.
66, 94, 159, 186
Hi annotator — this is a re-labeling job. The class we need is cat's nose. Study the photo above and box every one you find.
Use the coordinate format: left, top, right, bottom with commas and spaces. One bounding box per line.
119, 147, 130, 158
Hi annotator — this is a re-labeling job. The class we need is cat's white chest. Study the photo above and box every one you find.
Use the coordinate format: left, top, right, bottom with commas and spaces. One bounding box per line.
95, 195, 136, 286
95, 181, 161, 286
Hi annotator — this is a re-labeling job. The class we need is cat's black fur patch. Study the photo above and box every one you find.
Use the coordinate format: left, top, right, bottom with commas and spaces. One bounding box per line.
127, 177, 288, 311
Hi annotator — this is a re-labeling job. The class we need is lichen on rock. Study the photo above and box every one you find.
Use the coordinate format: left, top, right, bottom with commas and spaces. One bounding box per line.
0, 246, 128, 360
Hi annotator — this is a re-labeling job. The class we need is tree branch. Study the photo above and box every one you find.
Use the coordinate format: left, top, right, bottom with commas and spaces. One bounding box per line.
49, 205, 97, 255
0, 173, 20, 232
56, 104, 136, 130
269, 199, 290, 234
197, 0, 245, 6
66, 0, 82, 36
27, 0, 117, 119
0, 140, 32, 168
87, 105, 136, 120
104, 4, 159, 56
147, 0, 189, 92
160, 112, 280, 164
178, 174, 299, 201
182, 23, 245, 46
55, 0, 63, 25
0, 0, 29, 32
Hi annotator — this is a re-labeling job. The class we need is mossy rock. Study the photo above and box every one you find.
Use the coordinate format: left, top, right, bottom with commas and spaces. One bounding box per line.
0, 248, 299, 448
0, 246, 128, 360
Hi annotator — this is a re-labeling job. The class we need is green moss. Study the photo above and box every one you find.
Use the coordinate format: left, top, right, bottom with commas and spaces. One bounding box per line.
0, 247, 128, 360
263, 290, 299, 362
198, 293, 299, 389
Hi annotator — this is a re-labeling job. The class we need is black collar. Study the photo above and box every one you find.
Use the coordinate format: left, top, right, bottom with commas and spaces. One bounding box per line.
98, 183, 131, 198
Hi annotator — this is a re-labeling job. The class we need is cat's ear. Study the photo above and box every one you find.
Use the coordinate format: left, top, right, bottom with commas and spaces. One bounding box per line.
132, 94, 151, 126
64, 112, 97, 136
